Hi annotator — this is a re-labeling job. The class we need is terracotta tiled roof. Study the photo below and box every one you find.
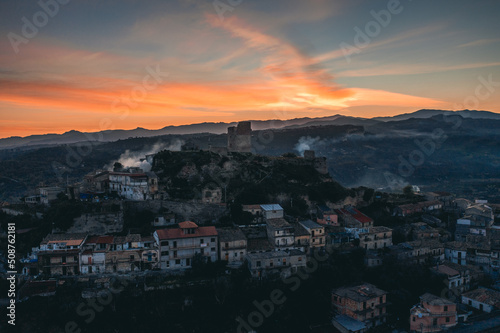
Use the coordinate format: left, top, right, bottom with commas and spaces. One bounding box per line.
434, 265, 460, 277
420, 293, 454, 306
242, 204, 261, 210
462, 288, 500, 307
217, 228, 247, 242
40, 233, 87, 245
178, 221, 198, 229
156, 225, 217, 240
337, 207, 373, 224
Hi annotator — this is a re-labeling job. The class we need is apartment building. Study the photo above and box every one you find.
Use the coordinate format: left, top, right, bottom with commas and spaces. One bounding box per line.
299, 220, 326, 252
358, 226, 393, 250
410, 293, 457, 332
38, 233, 88, 276
266, 218, 295, 249
246, 249, 306, 279
217, 227, 247, 267
332, 283, 388, 330
154, 221, 218, 269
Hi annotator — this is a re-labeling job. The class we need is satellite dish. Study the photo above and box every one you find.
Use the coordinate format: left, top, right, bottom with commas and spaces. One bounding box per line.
418, 313, 423, 318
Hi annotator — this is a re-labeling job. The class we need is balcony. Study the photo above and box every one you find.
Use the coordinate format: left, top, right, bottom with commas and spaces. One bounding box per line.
222, 245, 246, 251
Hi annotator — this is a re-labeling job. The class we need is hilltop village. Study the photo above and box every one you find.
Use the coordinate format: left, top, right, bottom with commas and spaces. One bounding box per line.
1, 122, 500, 333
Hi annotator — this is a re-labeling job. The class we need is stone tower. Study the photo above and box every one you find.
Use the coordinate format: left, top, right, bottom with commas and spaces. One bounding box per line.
227, 121, 252, 153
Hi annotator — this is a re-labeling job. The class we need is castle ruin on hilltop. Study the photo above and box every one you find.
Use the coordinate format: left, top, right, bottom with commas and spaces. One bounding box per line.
227, 121, 252, 153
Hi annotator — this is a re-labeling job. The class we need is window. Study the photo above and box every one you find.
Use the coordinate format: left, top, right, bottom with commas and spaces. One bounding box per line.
468, 300, 472, 305
225, 242, 229, 249
211, 247, 215, 252
211, 238, 215, 242
433, 318, 437, 326
161, 241, 169, 246
256, 261, 261, 267
298, 257, 302, 261
173, 241, 177, 248
270, 261, 274, 267
161, 251, 169, 256
412, 317, 415, 322
166, 261, 170, 268
175, 259, 180, 265
446, 317, 450, 323
234, 253, 238, 257
363, 302, 367, 309
130, 255, 134, 261
379, 296, 383, 303
444, 305, 448, 312
173, 251, 177, 258
200, 239, 204, 244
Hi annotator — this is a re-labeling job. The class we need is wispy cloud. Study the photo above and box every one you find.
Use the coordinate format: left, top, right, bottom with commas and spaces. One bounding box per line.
337, 61, 500, 77
458, 38, 500, 48
313, 24, 445, 64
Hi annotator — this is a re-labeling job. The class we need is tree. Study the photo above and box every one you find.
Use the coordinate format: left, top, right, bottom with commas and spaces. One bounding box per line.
403, 185, 414, 197
113, 162, 124, 171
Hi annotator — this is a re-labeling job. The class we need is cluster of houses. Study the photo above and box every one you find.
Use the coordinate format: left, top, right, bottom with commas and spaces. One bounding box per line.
24, 165, 160, 204
326, 196, 500, 333
20, 204, 330, 280
14, 181, 500, 332
20, 203, 398, 281
331, 278, 500, 333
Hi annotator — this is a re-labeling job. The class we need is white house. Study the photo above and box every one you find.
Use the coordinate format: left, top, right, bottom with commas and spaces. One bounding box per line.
462, 288, 500, 313
261, 204, 284, 220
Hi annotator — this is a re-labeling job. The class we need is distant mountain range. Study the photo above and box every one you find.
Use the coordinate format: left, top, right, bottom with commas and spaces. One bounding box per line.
1, 109, 499, 150
372, 109, 500, 121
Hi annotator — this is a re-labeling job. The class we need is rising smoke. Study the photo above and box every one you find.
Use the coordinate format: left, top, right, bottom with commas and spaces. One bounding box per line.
107, 139, 184, 172
294, 136, 324, 156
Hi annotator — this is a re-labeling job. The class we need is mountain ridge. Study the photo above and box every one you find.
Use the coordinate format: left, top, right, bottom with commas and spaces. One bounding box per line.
2, 109, 499, 150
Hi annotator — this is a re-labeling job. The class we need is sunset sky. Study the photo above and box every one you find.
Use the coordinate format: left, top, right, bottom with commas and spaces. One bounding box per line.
1, 0, 500, 138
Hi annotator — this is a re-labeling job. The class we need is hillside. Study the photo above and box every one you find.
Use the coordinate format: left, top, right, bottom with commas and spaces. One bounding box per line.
1, 113, 499, 202
152, 150, 356, 211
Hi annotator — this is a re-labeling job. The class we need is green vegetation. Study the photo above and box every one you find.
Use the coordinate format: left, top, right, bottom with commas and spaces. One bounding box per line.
152, 150, 355, 207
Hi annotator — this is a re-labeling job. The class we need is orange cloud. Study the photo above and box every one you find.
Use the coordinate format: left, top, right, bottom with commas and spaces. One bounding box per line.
0, 15, 448, 138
